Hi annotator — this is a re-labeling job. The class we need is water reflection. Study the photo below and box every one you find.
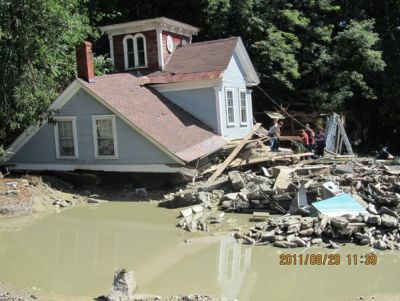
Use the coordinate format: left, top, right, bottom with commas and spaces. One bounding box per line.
218, 236, 251, 299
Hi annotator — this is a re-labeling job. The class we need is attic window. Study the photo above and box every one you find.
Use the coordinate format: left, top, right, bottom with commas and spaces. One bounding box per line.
123, 33, 147, 69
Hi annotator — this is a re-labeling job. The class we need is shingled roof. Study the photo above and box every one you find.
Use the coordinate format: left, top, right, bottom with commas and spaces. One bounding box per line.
148, 37, 240, 84
78, 73, 227, 163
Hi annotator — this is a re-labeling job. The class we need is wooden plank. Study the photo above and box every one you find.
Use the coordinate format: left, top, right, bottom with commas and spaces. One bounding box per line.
257, 139, 270, 153
230, 152, 312, 167
207, 123, 262, 183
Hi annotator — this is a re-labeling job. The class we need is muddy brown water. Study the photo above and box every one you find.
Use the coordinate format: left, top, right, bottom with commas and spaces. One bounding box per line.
0, 202, 399, 301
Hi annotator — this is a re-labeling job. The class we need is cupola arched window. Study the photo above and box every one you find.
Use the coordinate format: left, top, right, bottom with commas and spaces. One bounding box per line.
123, 33, 147, 69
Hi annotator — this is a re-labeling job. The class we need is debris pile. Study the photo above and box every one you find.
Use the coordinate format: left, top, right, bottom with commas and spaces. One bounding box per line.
164, 150, 400, 249
237, 212, 400, 250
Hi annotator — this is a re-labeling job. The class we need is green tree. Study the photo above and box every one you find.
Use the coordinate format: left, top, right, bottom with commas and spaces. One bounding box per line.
0, 0, 94, 146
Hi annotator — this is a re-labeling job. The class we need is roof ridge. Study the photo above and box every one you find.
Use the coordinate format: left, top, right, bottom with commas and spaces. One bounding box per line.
186, 36, 239, 47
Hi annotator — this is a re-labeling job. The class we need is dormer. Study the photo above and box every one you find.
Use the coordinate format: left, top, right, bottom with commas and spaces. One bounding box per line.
99, 17, 199, 74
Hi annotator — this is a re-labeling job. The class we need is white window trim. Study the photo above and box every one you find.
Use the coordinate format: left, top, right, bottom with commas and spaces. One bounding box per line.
239, 89, 248, 126
92, 115, 118, 160
54, 116, 79, 159
122, 33, 148, 70
225, 88, 235, 127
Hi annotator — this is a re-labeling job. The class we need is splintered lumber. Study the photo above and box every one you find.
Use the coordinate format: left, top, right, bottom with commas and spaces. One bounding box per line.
230, 152, 313, 168
208, 123, 261, 183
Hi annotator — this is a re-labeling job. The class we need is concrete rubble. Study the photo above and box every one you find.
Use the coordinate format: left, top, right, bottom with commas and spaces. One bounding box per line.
162, 159, 400, 250
107, 268, 137, 301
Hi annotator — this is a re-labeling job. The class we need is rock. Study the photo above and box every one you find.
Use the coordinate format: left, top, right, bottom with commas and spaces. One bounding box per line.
299, 228, 314, 236
261, 231, 277, 242
237, 200, 249, 209
314, 215, 330, 236
300, 217, 315, 230
274, 241, 298, 248
107, 268, 136, 301
373, 240, 387, 250
381, 214, 399, 228
366, 215, 381, 225
311, 238, 323, 245
180, 208, 193, 218
330, 216, 349, 230
366, 203, 378, 215
6, 182, 18, 188
329, 240, 340, 249
6, 190, 19, 196
291, 237, 307, 247
287, 222, 301, 234
224, 192, 239, 201
379, 206, 398, 217
191, 205, 204, 214
359, 238, 370, 245
87, 198, 99, 204
220, 200, 233, 210
228, 171, 245, 191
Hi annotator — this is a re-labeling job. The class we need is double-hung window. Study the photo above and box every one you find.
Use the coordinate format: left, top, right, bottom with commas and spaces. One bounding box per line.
239, 89, 248, 125
92, 115, 118, 159
54, 117, 78, 159
123, 34, 148, 69
225, 88, 235, 126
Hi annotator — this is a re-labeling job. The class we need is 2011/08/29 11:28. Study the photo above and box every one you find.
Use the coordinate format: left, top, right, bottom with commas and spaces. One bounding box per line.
279, 253, 378, 266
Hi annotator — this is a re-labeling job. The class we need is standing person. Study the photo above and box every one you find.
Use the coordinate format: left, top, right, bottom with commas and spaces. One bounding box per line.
305, 123, 315, 154
300, 129, 309, 154
315, 128, 326, 158
268, 119, 280, 151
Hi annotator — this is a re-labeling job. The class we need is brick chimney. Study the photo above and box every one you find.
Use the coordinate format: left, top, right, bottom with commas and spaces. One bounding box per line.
76, 41, 95, 83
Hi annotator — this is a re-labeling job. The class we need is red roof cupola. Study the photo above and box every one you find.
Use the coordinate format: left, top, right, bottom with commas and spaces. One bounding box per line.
99, 17, 199, 74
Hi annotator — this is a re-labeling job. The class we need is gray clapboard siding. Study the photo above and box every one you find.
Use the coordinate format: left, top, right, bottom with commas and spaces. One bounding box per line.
10, 89, 177, 165
219, 54, 253, 139
161, 88, 218, 132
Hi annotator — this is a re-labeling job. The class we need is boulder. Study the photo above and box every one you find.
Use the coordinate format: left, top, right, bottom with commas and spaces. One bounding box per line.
107, 269, 136, 301
373, 240, 388, 250
366, 215, 381, 225
228, 171, 245, 191
381, 214, 399, 228
299, 228, 314, 236
311, 238, 323, 245
330, 216, 348, 230
291, 237, 307, 247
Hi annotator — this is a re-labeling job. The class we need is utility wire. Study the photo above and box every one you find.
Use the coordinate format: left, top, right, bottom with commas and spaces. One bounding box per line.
256, 86, 306, 128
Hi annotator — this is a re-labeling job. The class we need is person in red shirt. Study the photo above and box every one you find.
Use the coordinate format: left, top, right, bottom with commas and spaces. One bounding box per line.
300, 129, 309, 148
305, 123, 315, 152
300, 129, 310, 159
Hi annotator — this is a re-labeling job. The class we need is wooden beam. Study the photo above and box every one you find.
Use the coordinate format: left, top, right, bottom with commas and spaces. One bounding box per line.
207, 123, 261, 183
230, 152, 313, 167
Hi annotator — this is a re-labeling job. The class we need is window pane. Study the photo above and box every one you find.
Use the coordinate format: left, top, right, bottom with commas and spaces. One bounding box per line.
226, 90, 234, 124
240, 92, 247, 123
126, 38, 135, 68
137, 51, 145, 66
127, 38, 134, 53
136, 37, 146, 66
57, 120, 75, 157
96, 119, 115, 156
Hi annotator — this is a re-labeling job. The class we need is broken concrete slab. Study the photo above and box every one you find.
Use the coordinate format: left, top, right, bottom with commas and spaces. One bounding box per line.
228, 171, 246, 191
273, 167, 294, 191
